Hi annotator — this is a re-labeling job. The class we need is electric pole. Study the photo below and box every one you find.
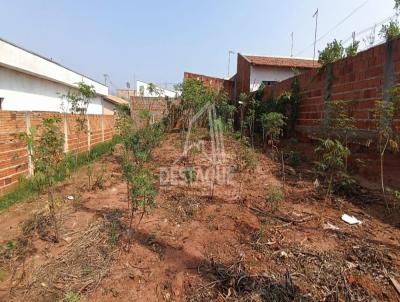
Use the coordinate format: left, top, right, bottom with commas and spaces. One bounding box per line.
313, 9, 319, 66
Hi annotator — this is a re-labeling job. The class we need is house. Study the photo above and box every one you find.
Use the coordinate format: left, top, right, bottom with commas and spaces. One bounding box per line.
136, 80, 179, 98
184, 53, 320, 101
0, 37, 121, 115
235, 54, 320, 97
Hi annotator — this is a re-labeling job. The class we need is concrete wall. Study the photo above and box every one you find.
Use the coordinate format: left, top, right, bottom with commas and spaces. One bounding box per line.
0, 66, 104, 114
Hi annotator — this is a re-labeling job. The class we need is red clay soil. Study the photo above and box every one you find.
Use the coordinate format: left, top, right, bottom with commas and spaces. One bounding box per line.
0, 132, 399, 302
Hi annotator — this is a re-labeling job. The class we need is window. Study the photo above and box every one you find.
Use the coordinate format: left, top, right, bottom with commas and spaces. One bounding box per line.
0, 98, 4, 110
262, 81, 277, 86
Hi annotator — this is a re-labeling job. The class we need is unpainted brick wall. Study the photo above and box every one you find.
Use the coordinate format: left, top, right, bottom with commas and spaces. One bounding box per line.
0, 111, 116, 197
131, 97, 177, 129
263, 38, 400, 137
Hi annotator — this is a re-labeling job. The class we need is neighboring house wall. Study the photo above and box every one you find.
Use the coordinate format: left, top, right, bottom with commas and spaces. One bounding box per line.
249, 66, 298, 91
0, 38, 107, 95
117, 89, 136, 101
102, 100, 116, 115
0, 66, 104, 114
136, 80, 178, 98
235, 54, 251, 100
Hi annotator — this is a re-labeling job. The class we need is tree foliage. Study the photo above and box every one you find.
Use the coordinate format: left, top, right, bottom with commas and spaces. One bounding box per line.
318, 39, 344, 66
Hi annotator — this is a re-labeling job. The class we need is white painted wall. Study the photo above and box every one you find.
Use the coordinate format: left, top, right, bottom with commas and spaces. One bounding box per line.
136, 80, 179, 98
0, 66, 104, 114
0, 38, 108, 96
249, 66, 296, 92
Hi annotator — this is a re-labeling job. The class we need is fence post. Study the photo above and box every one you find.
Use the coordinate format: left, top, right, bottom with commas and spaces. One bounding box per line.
87, 116, 91, 151
63, 113, 69, 152
101, 114, 105, 142
25, 112, 34, 177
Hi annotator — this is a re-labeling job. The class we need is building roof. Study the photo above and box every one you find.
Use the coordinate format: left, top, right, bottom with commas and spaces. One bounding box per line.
242, 54, 321, 69
104, 95, 129, 105
0, 37, 108, 95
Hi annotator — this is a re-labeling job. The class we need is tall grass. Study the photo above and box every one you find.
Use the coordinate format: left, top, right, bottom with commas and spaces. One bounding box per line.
0, 136, 121, 211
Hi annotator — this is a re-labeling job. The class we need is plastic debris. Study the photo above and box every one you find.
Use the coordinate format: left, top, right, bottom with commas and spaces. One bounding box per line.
313, 179, 320, 189
323, 222, 340, 230
66, 195, 74, 201
341, 214, 362, 225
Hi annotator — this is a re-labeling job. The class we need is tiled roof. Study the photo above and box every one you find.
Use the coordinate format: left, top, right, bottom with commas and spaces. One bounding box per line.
104, 95, 129, 105
243, 55, 320, 68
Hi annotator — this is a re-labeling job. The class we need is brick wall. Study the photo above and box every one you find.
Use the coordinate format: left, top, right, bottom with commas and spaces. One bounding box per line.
0, 111, 116, 197
184, 72, 235, 100
262, 38, 400, 138
131, 97, 174, 129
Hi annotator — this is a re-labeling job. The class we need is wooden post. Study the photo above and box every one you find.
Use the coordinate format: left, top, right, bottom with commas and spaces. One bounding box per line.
25, 112, 34, 177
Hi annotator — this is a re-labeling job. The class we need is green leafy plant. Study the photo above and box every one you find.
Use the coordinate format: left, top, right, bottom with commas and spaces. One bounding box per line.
235, 145, 257, 200
20, 117, 66, 242
379, 20, 400, 42
265, 185, 284, 212
286, 150, 303, 166
326, 99, 356, 170
64, 291, 80, 302
372, 86, 400, 207
314, 138, 350, 201
318, 39, 344, 66
183, 167, 197, 187
345, 38, 360, 57
260, 112, 287, 152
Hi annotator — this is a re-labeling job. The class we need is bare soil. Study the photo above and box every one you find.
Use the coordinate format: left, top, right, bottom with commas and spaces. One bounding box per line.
0, 132, 399, 302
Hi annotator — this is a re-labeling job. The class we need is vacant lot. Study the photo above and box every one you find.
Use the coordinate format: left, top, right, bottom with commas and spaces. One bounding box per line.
0, 130, 399, 302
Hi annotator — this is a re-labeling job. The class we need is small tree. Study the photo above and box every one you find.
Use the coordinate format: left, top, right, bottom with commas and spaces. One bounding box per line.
32, 117, 65, 242
326, 100, 356, 170
235, 145, 257, 200
127, 166, 156, 248
260, 112, 287, 152
315, 139, 350, 201
372, 86, 400, 207
61, 82, 96, 167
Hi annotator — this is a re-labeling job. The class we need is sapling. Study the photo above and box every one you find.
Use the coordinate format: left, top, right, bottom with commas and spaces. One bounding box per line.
183, 167, 197, 188
314, 138, 350, 201
235, 144, 257, 200
372, 86, 400, 207
34, 117, 65, 242
326, 100, 356, 170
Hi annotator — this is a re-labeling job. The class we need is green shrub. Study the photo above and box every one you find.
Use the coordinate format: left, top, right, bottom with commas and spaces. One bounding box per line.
265, 185, 284, 212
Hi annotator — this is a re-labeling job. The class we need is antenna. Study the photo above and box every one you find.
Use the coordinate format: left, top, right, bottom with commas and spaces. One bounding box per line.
312, 9, 319, 66
290, 32, 294, 57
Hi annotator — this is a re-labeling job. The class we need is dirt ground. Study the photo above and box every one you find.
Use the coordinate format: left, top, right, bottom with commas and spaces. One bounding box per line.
0, 132, 399, 302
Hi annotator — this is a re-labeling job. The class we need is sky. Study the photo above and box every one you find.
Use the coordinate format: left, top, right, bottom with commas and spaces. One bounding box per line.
0, 0, 397, 92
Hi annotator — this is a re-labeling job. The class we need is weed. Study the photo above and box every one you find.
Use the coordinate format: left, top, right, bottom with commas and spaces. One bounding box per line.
286, 150, 302, 166
265, 185, 284, 212
64, 291, 79, 301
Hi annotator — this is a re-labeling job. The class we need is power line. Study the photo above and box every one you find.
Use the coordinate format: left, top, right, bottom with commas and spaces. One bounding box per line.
296, 0, 369, 56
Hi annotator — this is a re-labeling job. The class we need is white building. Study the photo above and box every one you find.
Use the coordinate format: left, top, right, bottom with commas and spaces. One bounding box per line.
0, 38, 124, 115
136, 80, 179, 98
